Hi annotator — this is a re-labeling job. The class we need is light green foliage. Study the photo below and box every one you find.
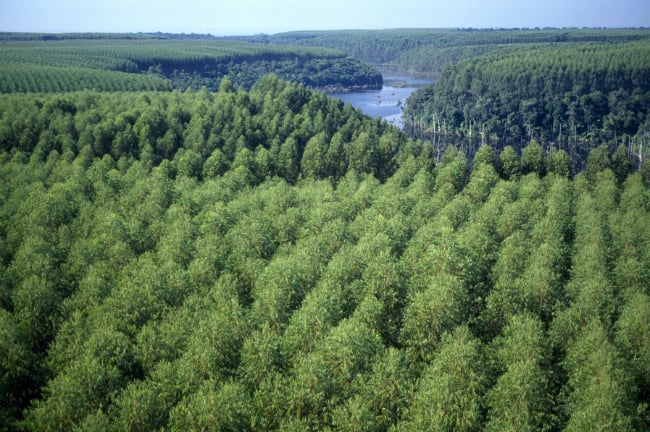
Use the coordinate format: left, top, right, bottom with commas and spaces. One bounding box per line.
400, 274, 467, 364
0, 38, 381, 93
399, 326, 487, 432
288, 317, 383, 428
481, 231, 530, 338
1, 69, 650, 431
168, 380, 253, 431
522, 140, 546, 176
473, 144, 496, 168
563, 319, 636, 432
616, 291, 650, 406
435, 145, 468, 192
301, 132, 328, 179
499, 145, 521, 180
331, 347, 413, 431
485, 314, 552, 432
546, 148, 572, 177
465, 162, 500, 204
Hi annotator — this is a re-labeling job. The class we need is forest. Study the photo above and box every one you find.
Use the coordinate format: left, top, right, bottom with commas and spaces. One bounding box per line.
403, 40, 650, 169
1, 28, 650, 431
0, 36, 382, 92
1, 73, 650, 431
234, 28, 650, 169
241, 28, 650, 78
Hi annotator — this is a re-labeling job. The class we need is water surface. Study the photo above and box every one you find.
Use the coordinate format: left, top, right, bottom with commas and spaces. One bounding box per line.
328, 75, 433, 129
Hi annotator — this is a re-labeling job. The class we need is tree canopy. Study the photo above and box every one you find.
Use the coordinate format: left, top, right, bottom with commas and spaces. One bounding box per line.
1, 71, 650, 431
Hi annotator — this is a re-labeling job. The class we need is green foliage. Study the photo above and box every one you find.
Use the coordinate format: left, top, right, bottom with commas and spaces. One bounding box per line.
398, 326, 487, 432
522, 140, 546, 176
1, 73, 649, 431
168, 380, 253, 431
485, 314, 552, 432
616, 291, 650, 421
402, 35, 650, 169
0, 38, 382, 93
0, 77, 408, 184
499, 145, 522, 180
562, 319, 637, 431
261, 28, 650, 79
400, 274, 467, 364
546, 148, 572, 177
585, 144, 612, 180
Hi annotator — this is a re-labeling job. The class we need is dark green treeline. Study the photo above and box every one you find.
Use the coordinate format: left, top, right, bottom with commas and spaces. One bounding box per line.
403, 41, 650, 171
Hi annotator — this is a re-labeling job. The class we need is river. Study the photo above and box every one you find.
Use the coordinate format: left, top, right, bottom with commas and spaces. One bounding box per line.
327, 75, 433, 129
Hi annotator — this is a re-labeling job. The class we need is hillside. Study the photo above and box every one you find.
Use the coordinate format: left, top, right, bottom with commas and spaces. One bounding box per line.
1, 76, 650, 431
403, 40, 650, 170
226, 28, 650, 170
0, 35, 382, 92
245, 28, 650, 77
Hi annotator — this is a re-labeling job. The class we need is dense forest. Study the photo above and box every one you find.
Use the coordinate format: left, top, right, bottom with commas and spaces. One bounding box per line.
1, 74, 650, 431
0, 36, 382, 92
230, 28, 650, 169
239, 28, 650, 78
403, 40, 650, 170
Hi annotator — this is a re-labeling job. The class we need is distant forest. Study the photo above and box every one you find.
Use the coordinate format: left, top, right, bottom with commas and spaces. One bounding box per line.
0, 36, 382, 92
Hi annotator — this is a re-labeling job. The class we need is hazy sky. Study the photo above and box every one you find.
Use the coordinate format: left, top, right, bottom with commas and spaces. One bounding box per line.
1, 0, 648, 35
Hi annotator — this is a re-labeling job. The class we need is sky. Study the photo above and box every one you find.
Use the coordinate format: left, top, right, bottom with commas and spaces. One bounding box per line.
1, 0, 648, 35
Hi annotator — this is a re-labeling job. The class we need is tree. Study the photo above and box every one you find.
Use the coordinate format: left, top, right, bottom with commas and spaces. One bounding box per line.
398, 326, 487, 432
499, 145, 521, 180
278, 136, 300, 183
400, 274, 466, 364
611, 143, 633, 183
168, 380, 253, 431
325, 131, 347, 179
249, 251, 319, 332
521, 140, 545, 176
202, 148, 230, 178
10, 274, 61, 354
375, 130, 399, 181
0, 309, 37, 431
255, 145, 276, 180
585, 144, 611, 181
464, 162, 499, 204
301, 132, 328, 179
239, 325, 284, 389
615, 290, 650, 424
435, 145, 468, 192
330, 348, 413, 431
562, 319, 636, 432
24, 327, 138, 431
219, 76, 234, 93
288, 317, 382, 427
348, 131, 376, 174
485, 314, 552, 432
546, 148, 572, 177
480, 231, 529, 339
473, 144, 496, 168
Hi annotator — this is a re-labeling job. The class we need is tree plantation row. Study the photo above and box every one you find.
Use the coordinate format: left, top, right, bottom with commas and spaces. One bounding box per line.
0, 37, 382, 93
1, 78, 649, 431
